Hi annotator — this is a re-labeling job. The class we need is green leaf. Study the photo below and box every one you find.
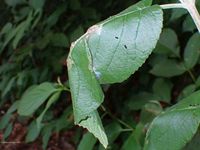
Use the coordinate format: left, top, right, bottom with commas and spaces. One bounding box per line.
7, 101, 19, 114
122, 123, 144, 150
183, 131, 200, 150
3, 123, 13, 140
184, 33, 200, 69
78, 132, 97, 150
29, 0, 45, 10
195, 76, 200, 88
178, 84, 196, 100
68, 39, 104, 122
36, 91, 61, 128
2, 76, 16, 98
12, 11, 33, 49
122, 133, 141, 150
55, 106, 73, 132
144, 90, 200, 150
67, 1, 163, 148
5, 0, 25, 7
26, 121, 41, 142
154, 28, 180, 57
170, 9, 187, 21
140, 101, 163, 124
78, 111, 108, 148
183, 15, 196, 32
105, 122, 122, 144
51, 33, 69, 47
0, 23, 12, 35
69, 25, 84, 43
87, 5, 163, 84
69, 0, 81, 10
18, 82, 58, 116
46, 5, 67, 28
150, 59, 186, 77
152, 78, 173, 103
42, 124, 54, 150
99, 122, 122, 150
0, 113, 12, 130
127, 92, 159, 110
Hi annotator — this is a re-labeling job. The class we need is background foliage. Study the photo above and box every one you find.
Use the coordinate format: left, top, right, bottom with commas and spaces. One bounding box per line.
0, 0, 200, 149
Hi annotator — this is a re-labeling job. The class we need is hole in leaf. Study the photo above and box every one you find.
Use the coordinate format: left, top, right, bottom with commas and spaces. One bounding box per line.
78, 116, 91, 124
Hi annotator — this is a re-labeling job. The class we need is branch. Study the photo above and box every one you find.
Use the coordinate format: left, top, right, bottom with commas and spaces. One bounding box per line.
160, 3, 185, 9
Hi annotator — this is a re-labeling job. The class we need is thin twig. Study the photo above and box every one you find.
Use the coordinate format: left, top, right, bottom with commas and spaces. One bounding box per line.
178, 0, 200, 32
100, 105, 134, 130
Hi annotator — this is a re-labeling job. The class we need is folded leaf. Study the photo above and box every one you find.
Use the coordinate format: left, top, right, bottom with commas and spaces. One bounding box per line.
67, 1, 163, 148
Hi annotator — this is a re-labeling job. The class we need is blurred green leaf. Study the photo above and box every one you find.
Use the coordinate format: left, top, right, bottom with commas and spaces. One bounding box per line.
5, 0, 25, 7
2, 76, 16, 98
3, 123, 13, 140
195, 76, 200, 88
178, 84, 196, 100
69, 0, 81, 10
51, 33, 69, 47
46, 5, 67, 28
183, 132, 200, 150
170, 9, 187, 21
55, 106, 73, 132
122, 123, 145, 150
183, 15, 196, 32
153, 78, 173, 103
184, 33, 200, 69
154, 28, 180, 57
127, 92, 159, 110
12, 11, 33, 49
29, 0, 45, 10
7, 101, 19, 114
18, 82, 58, 116
69, 25, 84, 43
150, 59, 186, 77
140, 101, 163, 124
0, 113, 12, 130
26, 121, 41, 142
99, 122, 122, 149
78, 132, 97, 150
36, 91, 61, 128
0, 22, 12, 35
42, 124, 53, 150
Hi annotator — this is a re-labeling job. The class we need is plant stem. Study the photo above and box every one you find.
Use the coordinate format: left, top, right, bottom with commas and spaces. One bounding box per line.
100, 105, 134, 130
160, 1, 200, 33
180, 0, 200, 33
63, 87, 70, 92
160, 3, 185, 9
120, 128, 133, 132
187, 70, 196, 82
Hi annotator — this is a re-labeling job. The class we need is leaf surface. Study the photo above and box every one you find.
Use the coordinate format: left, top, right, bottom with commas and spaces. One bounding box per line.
144, 91, 200, 150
